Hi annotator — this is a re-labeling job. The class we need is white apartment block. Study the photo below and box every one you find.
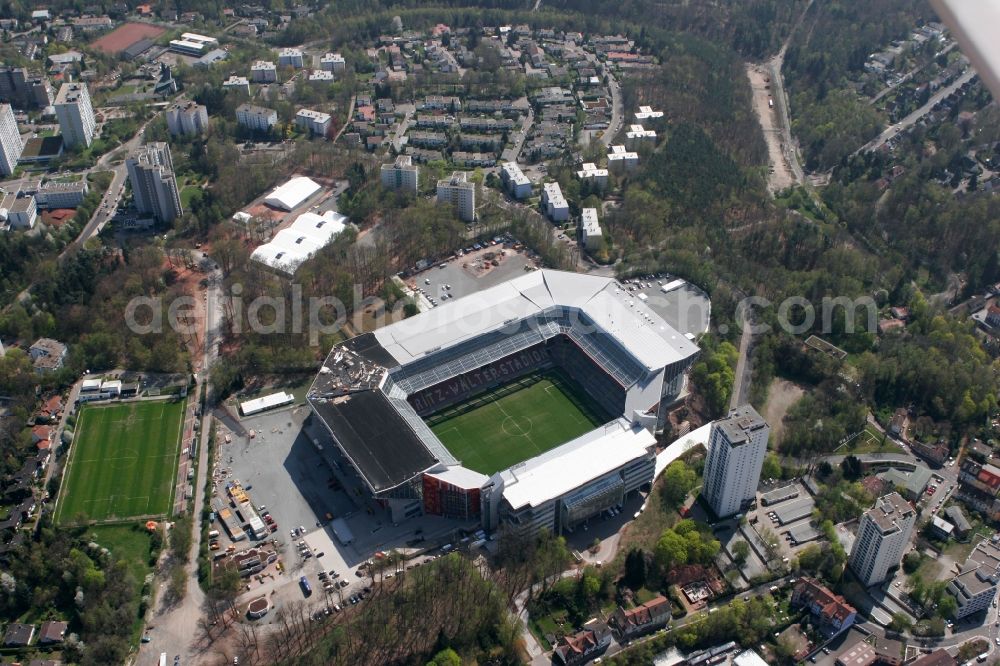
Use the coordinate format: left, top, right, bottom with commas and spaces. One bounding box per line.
0, 103, 23, 176
126, 143, 182, 224
54, 82, 96, 149
278, 48, 304, 69
166, 100, 209, 137
381, 155, 419, 193
500, 162, 532, 199
625, 124, 656, 150
436, 171, 476, 222
0, 192, 36, 229
541, 182, 569, 222
702, 405, 770, 518
320, 53, 346, 73
294, 109, 331, 136
579, 207, 603, 252
948, 539, 1000, 619
236, 104, 278, 132
634, 105, 663, 120
222, 75, 251, 94
848, 493, 916, 587
576, 162, 609, 189
607, 145, 638, 173
250, 61, 277, 83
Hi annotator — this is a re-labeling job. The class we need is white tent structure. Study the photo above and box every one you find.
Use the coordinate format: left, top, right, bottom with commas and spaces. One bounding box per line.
251, 210, 348, 274
263, 176, 322, 211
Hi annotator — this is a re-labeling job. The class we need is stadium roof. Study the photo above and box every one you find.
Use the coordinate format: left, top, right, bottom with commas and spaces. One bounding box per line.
309, 389, 436, 493
500, 418, 655, 510
426, 465, 490, 490
250, 210, 347, 274
372, 270, 697, 371
263, 176, 322, 211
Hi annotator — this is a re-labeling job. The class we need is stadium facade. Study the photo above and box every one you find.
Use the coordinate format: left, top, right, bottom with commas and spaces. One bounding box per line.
307, 270, 699, 534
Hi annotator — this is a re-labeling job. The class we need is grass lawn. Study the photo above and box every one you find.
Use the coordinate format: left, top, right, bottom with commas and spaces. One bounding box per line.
56, 400, 186, 524
843, 424, 894, 454
427, 370, 609, 475
87, 524, 154, 583
180, 185, 200, 208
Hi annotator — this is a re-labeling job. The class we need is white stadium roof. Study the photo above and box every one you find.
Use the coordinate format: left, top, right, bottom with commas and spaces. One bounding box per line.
373, 269, 697, 371
263, 176, 322, 211
251, 210, 348, 274
500, 418, 655, 510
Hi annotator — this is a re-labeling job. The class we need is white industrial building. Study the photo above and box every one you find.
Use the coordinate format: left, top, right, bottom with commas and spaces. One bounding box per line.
848, 492, 916, 587
308, 70, 335, 82
169, 33, 217, 56
0, 192, 36, 229
34, 180, 88, 209
0, 104, 22, 176
948, 539, 1000, 618
701, 405, 770, 518
294, 109, 331, 136
277, 48, 304, 68
54, 82, 96, 148
240, 391, 295, 416
607, 145, 638, 172
320, 53, 346, 73
250, 209, 348, 274
625, 124, 656, 149
236, 104, 278, 132
634, 105, 663, 120
165, 100, 209, 137
381, 154, 419, 193
222, 75, 250, 94
250, 60, 277, 83
500, 162, 532, 199
579, 207, 603, 252
542, 182, 569, 221
263, 176, 322, 211
436, 171, 476, 222
576, 162, 609, 189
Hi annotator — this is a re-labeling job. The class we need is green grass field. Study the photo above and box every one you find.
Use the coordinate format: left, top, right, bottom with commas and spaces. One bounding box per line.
427, 371, 609, 475
56, 400, 186, 524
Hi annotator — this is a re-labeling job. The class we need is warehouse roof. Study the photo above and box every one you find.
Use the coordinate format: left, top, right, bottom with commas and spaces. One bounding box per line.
263, 176, 322, 211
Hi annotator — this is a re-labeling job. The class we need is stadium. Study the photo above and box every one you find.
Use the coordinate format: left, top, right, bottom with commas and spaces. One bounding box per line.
307, 270, 699, 534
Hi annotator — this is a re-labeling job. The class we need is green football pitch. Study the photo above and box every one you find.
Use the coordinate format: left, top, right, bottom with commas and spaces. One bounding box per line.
56, 400, 186, 524
427, 371, 611, 475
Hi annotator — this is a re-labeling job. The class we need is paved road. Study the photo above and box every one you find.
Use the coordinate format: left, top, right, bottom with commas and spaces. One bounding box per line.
855, 68, 976, 155
729, 303, 753, 410
139, 262, 223, 666
869, 41, 957, 106
600, 71, 623, 147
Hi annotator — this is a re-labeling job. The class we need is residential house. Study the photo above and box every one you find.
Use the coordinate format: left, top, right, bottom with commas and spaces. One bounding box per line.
945, 506, 972, 538
38, 620, 67, 645
29, 338, 67, 372
911, 439, 949, 466
790, 578, 857, 636
553, 619, 612, 665
609, 595, 670, 639
909, 649, 957, 666
31, 425, 52, 452
3, 622, 35, 647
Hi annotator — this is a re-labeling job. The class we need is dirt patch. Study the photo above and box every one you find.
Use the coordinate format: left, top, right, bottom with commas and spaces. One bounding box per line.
763, 378, 805, 441
90, 22, 165, 54
746, 64, 796, 193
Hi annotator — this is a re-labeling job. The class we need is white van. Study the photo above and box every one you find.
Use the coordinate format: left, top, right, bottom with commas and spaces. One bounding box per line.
208, 530, 220, 539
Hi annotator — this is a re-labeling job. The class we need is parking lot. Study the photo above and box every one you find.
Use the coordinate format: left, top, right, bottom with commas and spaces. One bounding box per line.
213, 404, 480, 613
403, 238, 536, 308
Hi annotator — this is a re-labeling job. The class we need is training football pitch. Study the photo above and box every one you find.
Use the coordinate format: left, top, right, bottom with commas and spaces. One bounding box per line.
56, 400, 186, 524
427, 371, 610, 475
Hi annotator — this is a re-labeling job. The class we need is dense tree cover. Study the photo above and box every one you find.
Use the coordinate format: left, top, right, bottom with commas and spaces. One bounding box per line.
283, 553, 522, 665
660, 460, 698, 509
783, 0, 932, 169
528, 567, 612, 627
654, 519, 721, 570
0, 523, 153, 665
689, 337, 739, 418
780, 382, 867, 457
857, 311, 998, 428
